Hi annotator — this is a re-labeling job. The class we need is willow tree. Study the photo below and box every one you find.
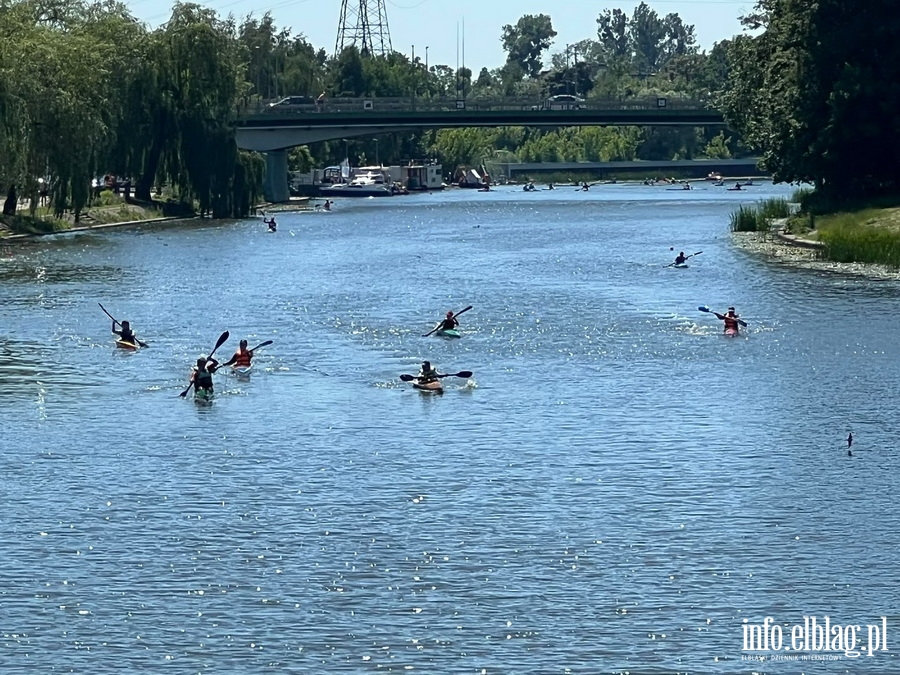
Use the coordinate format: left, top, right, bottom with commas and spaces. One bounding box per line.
0, 0, 143, 219
113, 3, 262, 217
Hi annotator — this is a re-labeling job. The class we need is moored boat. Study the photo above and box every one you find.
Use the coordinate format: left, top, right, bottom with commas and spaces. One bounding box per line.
321, 170, 394, 197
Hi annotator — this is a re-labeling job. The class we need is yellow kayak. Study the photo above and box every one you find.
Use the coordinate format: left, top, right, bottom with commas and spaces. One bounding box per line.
115, 339, 139, 350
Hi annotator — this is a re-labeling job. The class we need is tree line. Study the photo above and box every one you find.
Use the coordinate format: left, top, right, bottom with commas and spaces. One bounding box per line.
1, 0, 892, 219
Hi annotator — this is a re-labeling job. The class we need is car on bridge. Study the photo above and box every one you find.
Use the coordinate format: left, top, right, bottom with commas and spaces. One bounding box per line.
532, 94, 586, 111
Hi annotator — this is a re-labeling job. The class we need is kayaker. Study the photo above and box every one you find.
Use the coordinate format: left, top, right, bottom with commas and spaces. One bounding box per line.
418, 361, 440, 383
190, 356, 219, 394
112, 320, 138, 345
674, 251, 687, 265
438, 310, 459, 332
265, 216, 277, 232
712, 307, 741, 334
222, 340, 253, 368
847, 432, 853, 448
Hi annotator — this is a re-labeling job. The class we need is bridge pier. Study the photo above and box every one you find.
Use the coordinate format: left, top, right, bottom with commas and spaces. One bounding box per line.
263, 150, 290, 203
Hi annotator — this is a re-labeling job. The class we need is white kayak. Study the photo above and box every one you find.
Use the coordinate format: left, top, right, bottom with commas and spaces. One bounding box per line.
231, 365, 253, 378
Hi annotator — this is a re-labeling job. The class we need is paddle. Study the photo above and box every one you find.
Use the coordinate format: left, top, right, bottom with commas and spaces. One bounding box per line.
400, 371, 473, 382
698, 306, 748, 328
665, 251, 703, 268
99, 302, 149, 347
178, 330, 230, 397
422, 305, 473, 337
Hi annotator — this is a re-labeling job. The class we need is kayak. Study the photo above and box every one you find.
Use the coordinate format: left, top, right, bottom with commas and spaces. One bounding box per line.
115, 339, 139, 350
231, 365, 253, 378
724, 328, 739, 337
194, 387, 214, 404
412, 379, 443, 394
436, 329, 461, 339
673, 263, 689, 269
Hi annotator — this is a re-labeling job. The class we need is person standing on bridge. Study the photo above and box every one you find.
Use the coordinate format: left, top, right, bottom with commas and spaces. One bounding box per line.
316, 92, 326, 111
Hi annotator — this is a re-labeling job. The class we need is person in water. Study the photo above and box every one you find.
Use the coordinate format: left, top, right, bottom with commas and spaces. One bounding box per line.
112, 320, 138, 345
674, 251, 687, 265
438, 311, 459, 332
190, 356, 219, 394
712, 307, 741, 334
418, 360, 439, 383
222, 339, 253, 369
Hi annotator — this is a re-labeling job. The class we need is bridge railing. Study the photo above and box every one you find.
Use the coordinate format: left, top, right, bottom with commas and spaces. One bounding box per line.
246, 95, 710, 116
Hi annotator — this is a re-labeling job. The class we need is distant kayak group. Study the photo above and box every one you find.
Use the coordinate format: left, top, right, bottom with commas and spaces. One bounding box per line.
102, 302, 475, 403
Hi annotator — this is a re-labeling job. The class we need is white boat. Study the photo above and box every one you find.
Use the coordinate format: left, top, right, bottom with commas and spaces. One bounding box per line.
320, 170, 394, 197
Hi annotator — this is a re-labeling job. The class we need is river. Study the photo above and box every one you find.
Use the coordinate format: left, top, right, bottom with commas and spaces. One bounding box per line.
1, 183, 898, 673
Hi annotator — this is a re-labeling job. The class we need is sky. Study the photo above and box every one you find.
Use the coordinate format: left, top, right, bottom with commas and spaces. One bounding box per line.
128, 0, 754, 71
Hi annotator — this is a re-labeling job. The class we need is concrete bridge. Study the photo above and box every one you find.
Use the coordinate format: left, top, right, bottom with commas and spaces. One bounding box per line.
235, 96, 727, 201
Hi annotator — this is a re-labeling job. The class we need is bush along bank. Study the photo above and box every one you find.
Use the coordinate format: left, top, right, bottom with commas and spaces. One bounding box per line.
730, 187, 900, 268
729, 197, 791, 232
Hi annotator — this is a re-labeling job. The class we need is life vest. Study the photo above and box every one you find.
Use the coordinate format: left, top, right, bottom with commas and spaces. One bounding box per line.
419, 368, 439, 383
724, 316, 739, 331
233, 349, 252, 367
193, 368, 213, 389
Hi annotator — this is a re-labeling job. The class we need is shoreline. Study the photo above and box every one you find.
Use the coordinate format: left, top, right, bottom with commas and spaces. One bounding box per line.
0, 215, 196, 243
732, 231, 900, 280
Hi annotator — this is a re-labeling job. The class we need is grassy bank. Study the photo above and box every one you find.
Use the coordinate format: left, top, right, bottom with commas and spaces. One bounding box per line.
816, 207, 900, 266
1, 193, 185, 238
0, 213, 70, 236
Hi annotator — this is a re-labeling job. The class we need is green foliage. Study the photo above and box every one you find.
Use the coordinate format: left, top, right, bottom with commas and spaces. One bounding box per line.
703, 132, 732, 159
94, 190, 123, 207
501, 14, 558, 79
817, 212, 900, 267
719, 0, 900, 204
729, 197, 790, 232
729, 204, 771, 232
595, 3, 698, 75
0, 214, 69, 235
791, 187, 813, 203
758, 197, 790, 220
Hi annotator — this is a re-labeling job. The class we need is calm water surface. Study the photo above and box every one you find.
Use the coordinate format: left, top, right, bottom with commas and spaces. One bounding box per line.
1, 183, 898, 673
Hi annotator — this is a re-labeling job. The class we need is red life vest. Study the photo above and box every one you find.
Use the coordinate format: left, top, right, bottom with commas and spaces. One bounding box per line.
233, 349, 252, 367
724, 316, 739, 331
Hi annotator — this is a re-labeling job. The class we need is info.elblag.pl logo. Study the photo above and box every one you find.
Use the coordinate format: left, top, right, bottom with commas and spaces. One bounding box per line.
743, 616, 889, 659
